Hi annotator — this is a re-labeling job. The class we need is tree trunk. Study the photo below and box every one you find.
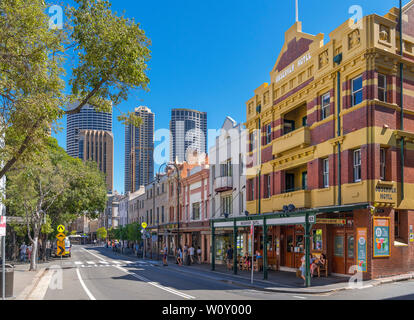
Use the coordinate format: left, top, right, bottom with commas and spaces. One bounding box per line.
42, 234, 47, 262
30, 236, 38, 271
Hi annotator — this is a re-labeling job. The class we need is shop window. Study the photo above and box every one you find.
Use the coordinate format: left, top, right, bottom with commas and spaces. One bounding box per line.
353, 149, 362, 182
312, 229, 323, 251
321, 92, 330, 120
378, 74, 387, 102
287, 235, 294, 253
347, 236, 355, 259
352, 75, 363, 106
334, 236, 344, 257
295, 235, 304, 253
380, 148, 386, 180
323, 158, 329, 188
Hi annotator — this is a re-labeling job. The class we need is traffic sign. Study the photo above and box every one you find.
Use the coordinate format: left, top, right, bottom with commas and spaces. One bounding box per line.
56, 233, 66, 242
56, 240, 65, 256
57, 225, 65, 233
141, 222, 147, 229
0, 216, 6, 237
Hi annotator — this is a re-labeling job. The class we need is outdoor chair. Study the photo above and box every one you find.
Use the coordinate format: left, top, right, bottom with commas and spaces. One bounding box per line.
317, 259, 328, 277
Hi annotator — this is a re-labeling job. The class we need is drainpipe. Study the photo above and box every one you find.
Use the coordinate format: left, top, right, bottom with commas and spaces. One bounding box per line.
334, 53, 343, 205
399, 0, 405, 200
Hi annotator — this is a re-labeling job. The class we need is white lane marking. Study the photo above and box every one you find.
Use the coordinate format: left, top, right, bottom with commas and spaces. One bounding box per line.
87, 261, 95, 265
293, 295, 307, 299
99, 261, 109, 264
112, 261, 122, 264
81, 248, 107, 262
115, 266, 196, 300
124, 261, 132, 264
74, 261, 82, 265
76, 268, 96, 300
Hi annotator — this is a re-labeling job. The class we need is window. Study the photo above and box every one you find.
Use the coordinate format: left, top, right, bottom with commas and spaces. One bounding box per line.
312, 229, 323, 251
249, 132, 254, 152
284, 120, 295, 134
192, 203, 200, 220
285, 174, 295, 192
378, 74, 387, 102
380, 148, 386, 180
302, 116, 307, 127
323, 158, 329, 188
221, 195, 233, 216
353, 149, 362, 182
395, 211, 400, 239
265, 123, 272, 145
221, 159, 232, 177
321, 93, 330, 119
264, 174, 271, 198
248, 179, 255, 201
352, 76, 363, 106
302, 172, 308, 190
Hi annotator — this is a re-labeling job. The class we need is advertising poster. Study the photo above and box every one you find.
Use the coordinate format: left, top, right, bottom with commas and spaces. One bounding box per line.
356, 228, 367, 272
373, 218, 390, 257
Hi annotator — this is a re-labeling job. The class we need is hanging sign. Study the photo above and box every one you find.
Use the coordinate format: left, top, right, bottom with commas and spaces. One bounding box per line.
373, 217, 390, 258
357, 228, 367, 272
0, 216, 6, 236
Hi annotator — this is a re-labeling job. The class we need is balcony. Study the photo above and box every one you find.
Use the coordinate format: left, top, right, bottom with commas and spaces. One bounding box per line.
272, 189, 311, 211
214, 176, 233, 193
273, 126, 311, 156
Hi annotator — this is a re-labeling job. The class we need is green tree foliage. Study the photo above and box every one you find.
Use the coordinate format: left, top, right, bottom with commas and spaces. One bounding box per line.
0, 0, 151, 179
6, 137, 107, 270
96, 227, 107, 240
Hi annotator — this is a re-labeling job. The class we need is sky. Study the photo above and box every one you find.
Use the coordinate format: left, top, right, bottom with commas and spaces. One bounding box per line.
52, 0, 409, 194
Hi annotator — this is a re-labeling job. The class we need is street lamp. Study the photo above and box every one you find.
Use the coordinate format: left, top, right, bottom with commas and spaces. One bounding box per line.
159, 162, 181, 258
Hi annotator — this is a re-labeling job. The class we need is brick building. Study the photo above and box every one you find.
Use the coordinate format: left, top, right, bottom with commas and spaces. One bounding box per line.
212, 1, 414, 280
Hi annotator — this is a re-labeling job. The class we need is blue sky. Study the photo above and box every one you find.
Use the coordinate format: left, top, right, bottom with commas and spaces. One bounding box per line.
52, 0, 408, 194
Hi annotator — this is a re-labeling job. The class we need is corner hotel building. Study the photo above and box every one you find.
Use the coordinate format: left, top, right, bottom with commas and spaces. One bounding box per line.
211, 2, 414, 280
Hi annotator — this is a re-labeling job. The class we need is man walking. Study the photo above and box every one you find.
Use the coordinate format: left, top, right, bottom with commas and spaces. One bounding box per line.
226, 245, 234, 271
163, 244, 168, 266
183, 244, 189, 266
20, 242, 27, 262
189, 245, 195, 265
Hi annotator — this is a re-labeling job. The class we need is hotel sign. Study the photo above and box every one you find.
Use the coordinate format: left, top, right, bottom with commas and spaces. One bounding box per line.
275, 53, 312, 83
375, 184, 397, 203
316, 218, 346, 225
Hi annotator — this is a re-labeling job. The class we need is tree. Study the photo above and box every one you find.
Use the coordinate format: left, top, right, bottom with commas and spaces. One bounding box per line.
96, 227, 107, 241
0, 0, 150, 180
6, 137, 107, 270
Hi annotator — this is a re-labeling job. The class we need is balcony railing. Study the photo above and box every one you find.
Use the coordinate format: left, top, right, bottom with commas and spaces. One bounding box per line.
273, 126, 311, 156
214, 176, 233, 193
272, 189, 311, 211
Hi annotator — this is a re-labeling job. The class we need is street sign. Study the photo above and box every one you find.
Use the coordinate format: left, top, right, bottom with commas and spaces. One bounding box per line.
141, 222, 147, 229
316, 218, 346, 225
57, 225, 65, 233
56, 233, 66, 242
56, 240, 65, 256
0, 216, 5, 237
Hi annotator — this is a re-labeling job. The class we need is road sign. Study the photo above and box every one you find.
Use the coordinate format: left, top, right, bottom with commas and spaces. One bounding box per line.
56, 232, 66, 242
56, 240, 65, 256
141, 222, 147, 229
57, 225, 65, 233
0, 216, 5, 237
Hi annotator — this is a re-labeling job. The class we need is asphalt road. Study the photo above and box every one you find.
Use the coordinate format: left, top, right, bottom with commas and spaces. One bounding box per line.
42, 245, 414, 301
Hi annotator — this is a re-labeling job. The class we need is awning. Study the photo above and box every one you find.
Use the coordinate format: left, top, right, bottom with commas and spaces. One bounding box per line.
211, 203, 369, 228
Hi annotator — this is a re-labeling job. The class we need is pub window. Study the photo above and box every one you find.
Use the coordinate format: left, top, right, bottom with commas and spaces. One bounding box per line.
353, 149, 362, 182
352, 75, 363, 106
323, 158, 329, 188
380, 148, 386, 180
312, 229, 323, 251
378, 74, 387, 102
265, 123, 272, 145
321, 92, 330, 120
395, 211, 400, 239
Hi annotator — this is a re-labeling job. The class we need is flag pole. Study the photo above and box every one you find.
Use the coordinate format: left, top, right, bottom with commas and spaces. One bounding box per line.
296, 0, 299, 22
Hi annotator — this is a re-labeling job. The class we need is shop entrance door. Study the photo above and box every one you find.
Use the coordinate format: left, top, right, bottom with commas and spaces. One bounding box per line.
285, 227, 295, 268
345, 232, 355, 275
332, 229, 345, 274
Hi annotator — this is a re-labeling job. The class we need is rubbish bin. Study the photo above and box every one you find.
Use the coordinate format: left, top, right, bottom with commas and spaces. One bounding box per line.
0, 264, 14, 298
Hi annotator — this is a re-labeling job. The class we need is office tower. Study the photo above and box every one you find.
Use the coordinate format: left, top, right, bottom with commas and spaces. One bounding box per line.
125, 106, 154, 194
169, 108, 207, 163
66, 103, 113, 192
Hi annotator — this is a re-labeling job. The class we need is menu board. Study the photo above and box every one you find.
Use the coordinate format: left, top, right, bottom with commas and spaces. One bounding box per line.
356, 228, 367, 272
373, 218, 390, 258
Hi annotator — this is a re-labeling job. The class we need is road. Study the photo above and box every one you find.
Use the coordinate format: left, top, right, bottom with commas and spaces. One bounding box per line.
42, 245, 414, 300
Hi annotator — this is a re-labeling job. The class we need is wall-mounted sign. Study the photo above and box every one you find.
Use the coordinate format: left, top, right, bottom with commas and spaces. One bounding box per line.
275, 53, 312, 83
375, 185, 397, 203
316, 218, 346, 225
373, 217, 390, 258
357, 228, 367, 272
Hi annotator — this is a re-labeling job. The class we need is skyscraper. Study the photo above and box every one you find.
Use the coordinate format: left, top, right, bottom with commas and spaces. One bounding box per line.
66, 103, 113, 192
169, 108, 207, 163
125, 106, 154, 194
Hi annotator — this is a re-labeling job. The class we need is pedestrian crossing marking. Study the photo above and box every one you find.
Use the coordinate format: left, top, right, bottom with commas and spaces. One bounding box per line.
75, 261, 82, 265
87, 261, 95, 265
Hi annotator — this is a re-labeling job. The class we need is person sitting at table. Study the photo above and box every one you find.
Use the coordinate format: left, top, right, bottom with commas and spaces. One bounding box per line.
242, 252, 250, 270
310, 254, 318, 277
255, 250, 263, 271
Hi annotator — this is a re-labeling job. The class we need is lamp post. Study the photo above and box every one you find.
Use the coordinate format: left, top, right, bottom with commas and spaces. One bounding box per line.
159, 162, 181, 256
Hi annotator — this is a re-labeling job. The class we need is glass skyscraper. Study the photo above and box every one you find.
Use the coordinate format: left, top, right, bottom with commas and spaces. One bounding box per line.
124, 106, 154, 194
169, 108, 207, 163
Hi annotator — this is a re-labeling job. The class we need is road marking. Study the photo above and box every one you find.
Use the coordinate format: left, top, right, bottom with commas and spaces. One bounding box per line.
99, 261, 109, 264
112, 261, 122, 264
87, 261, 95, 265
115, 266, 196, 300
74, 261, 82, 265
26, 269, 54, 300
81, 248, 107, 262
76, 268, 96, 300
293, 295, 307, 299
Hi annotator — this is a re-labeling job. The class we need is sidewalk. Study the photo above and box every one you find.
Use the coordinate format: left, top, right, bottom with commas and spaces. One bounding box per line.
107, 247, 414, 294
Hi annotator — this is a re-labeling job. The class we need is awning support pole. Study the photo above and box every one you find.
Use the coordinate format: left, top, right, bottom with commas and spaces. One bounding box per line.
233, 219, 238, 275
211, 223, 215, 271
263, 218, 268, 280
305, 213, 311, 287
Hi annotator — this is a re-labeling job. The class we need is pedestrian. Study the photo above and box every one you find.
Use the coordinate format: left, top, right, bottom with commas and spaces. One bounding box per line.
226, 245, 233, 271
177, 247, 183, 266
163, 244, 168, 266
183, 244, 188, 265
20, 242, 27, 262
27, 244, 32, 263
189, 245, 195, 265
197, 246, 202, 264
